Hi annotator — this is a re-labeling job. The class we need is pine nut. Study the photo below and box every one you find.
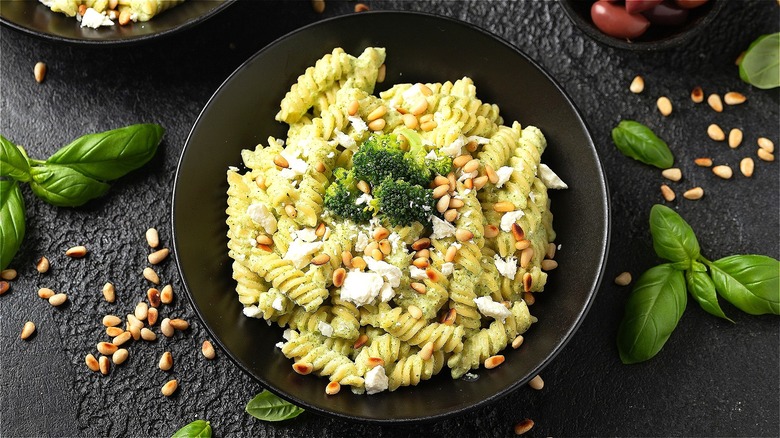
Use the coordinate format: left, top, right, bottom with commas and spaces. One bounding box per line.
473, 175, 489, 190
332, 268, 346, 287
159, 351, 173, 370
484, 165, 499, 184
411, 282, 426, 294
293, 362, 313, 375
449, 198, 464, 209
401, 113, 418, 129
541, 260, 558, 271
202, 340, 216, 359
148, 248, 170, 265
103, 315, 122, 327
524, 292, 535, 304
161, 379, 178, 397
411, 238, 431, 251
255, 175, 266, 189
757, 137, 775, 153
444, 209, 458, 222
273, 154, 289, 168
353, 334, 369, 349
379, 240, 391, 255
112, 331, 132, 347
48, 293, 67, 307
466, 140, 479, 153
723, 91, 746, 105
740, 157, 754, 177
707, 124, 725, 141
366, 105, 387, 122
514, 419, 535, 435
462, 159, 481, 174
523, 273, 533, 292
147, 308, 159, 326
408, 305, 423, 319
146, 228, 160, 248
1, 269, 16, 280
284, 204, 297, 218
484, 355, 505, 369
683, 187, 704, 200
325, 381, 341, 395
412, 258, 429, 269
368, 118, 386, 131
410, 99, 428, 116
515, 239, 531, 251
420, 120, 437, 131
161, 318, 174, 338
707, 93, 723, 112
512, 335, 525, 349
629, 75, 644, 93
493, 201, 515, 212
314, 161, 327, 174
311, 254, 331, 266
455, 229, 473, 242
712, 165, 733, 179
97, 342, 118, 355
447, 172, 457, 191
21, 321, 36, 340
484, 225, 499, 238
135, 302, 148, 321
432, 185, 450, 199
528, 375, 544, 390
660, 183, 676, 202
436, 194, 450, 214
757, 148, 775, 162
546, 242, 556, 259
341, 251, 353, 268
99, 356, 110, 375
615, 272, 632, 286
38, 287, 54, 299
34, 61, 46, 83
520, 248, 534, 269
376, 63, 385, 82
367, 357, 385, 368
65, 245, 88, 258
347, 100, 360, 116
127, 314, 143, 329
661, 168, 682, 182
112, 349, 128, 365
445, 246, 458, 263
453, 154, 472, 168
146, 288, 161, 308
106, 327, 123, 337
129, 325, 141, 340
143, 267, 160, 284
118, 9, 131, 25
313, 223, 326, 238
371, 227, 389, 241
141, 328, 157, 341
365, 241, 378, 255
694, 157, 713, 167
728, 128, 743, 148
690, 86, 704, 103
102, 282, 115, 303
35, 256, 50, 273
169, 318, 189, 331
656, 96, 673, 116
511, 223, 525, 242
419, 342, 434, 361
160, 284, 173, 304
355, 2, 370, 12
85, 353, 100, 372
442, 308, 457, 325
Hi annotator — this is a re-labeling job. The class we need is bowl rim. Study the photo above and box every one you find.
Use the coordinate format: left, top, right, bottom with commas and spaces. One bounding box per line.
559, 0, 726, 51
172, 9, 611, 424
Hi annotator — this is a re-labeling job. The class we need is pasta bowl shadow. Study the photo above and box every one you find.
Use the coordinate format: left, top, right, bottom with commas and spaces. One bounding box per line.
173, 11, 610, 423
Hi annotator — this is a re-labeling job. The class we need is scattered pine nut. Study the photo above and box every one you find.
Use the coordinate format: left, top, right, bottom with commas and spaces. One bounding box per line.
293, 362, 313, 375
712, 165, 733, 179
102, 282, 116, 303
402, 113, 418, 129
473, 175, 489, 190
99, 356, 110, 375
723, 91, 746, 105
37, 288, 54, 299
442, 308, 457, 325
367, 357, 385, 368
353, 334, 369, 349
528, 375, 544, 390
515, 239, 531, 251
436, 194, 450, 214
161, 318, 174, 338
147, 308, 159, 326
690, 86, 704, 103
366, 105, 387, 122
757, 137, 775, 153
85, 353, 100, 372
143, 267, 160, 284
540, 260, 558, 271
146, 228, 160, 248
135, 301, 149, 321
484, 355, 505, 369
34, 62, 47, 83
273, 154, 289, 168
408, 305, 423, 319
112, 331, 132, 347
661, 168, 682, 182
332, 268, 346, 287
512, 335, 525, 349
0, 281, 8, 295
757, 148, 775, 162
493, 201, 515, 212
484, 225, 499, 239
106, 326, 123, 337
284, 204, 297, 218
740, 157, 754, 177
520, 248, 534, 269
65, 245, 88, 258
462, 158, 481, 174
656, 96, 672, 116
444, 209, 458, 222
546, 242, 556, 259
615, 272, 632, 286
347, 100, 359, 116
202, 340, 216, 359
511, 223, 525, 242
159, 351, 173, 371
1, 269, 17, 280
629, 75, 644, 94
160, 284, 173, 304
660, 184, 676, 202
129, 325, 141, 341
325, 381, 341, 395
161, 379, 178, 397
707, 93, 723, 112
112, 348, 128, 365
683, 187, 704, 200
97, 342, 118, 356
354, 2, 369, 12
311, 254, 331, 266
514, 419, 535, 435
707, 124, 725, 141
419, 342, 434, 360
35, 256, 50, 273
48, 293, 68, 307
728, 128, 743, 149
20, 321, 36, 340
410, 282, 426, 294
522, 273, 533, 293
455, 229, 474, 242
169, 318, 189, 331
694, 157, 713, 167
148, 248, 170, 265
368, 118, 386, 131
147, 288, 161, 308
523, 292, 535, 305
140, 328, 157, 341
315, 161, 327, 173
103, 315, 122, 327
126, 314, 143, 329
351, 256, 367, 270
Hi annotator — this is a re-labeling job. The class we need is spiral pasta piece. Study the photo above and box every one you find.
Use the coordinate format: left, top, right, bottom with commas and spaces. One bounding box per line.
379, 307, 464, 353
387, 349, 445, 391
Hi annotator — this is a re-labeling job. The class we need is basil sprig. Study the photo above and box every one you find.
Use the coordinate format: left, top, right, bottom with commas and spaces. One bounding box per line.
0, 124, 163, 270
617, 205, 779, 364
245, 390, 304, 422
171, 420, 211, 438
739, 32, 780, 90
611, 120, 674, 169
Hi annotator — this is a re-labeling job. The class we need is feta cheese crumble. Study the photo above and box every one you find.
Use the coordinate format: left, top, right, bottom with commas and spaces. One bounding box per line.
340, 271, 384, 306
243, 305, 262, 318
494, 254, 518, 279
494, 166, 514, 188
279, 153, 308, 179
364, 365, 389, 394
431, 216, 457, 239
271, 297, 284, 312
440, 135, 466, 157
539, 164, 568, 189
409, 265, 428, 280
317, 321, 334, 337
349, 116, 368, 134
80, 8, 114, 28
474, 296, 512, 323
441, 262, 454, 277
365, 257, 402, 288
354, 232, 370, 252
283, 240, 323, 269
247, 203, 277, 234
500, 210, 525, 233
334, 129, 356, 149
355, 193, 373, 205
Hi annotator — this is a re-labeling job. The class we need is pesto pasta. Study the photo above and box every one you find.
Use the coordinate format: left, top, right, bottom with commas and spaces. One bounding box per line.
227, 47, 567, 395
39, 0, 184, 28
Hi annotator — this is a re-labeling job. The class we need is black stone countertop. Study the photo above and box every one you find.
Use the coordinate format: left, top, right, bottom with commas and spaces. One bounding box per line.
1, 1, 778, 437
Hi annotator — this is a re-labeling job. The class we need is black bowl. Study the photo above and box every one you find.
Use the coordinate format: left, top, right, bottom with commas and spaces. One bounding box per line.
559, 0, 725, 51
173, 10, 610, 423
0, 0, 234, 45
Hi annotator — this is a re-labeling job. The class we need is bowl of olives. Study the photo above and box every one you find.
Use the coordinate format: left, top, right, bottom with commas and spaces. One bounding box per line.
560, 0, 725, 51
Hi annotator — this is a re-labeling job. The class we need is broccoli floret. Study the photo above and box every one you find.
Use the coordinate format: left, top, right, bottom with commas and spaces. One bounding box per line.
324, 168, 373, 223
400, 128, 452, 179
426, 155, 453, 177
369, 177, 435, 227
352, 134, 413, 187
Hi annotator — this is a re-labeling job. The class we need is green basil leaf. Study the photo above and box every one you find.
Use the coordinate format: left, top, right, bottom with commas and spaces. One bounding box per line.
46, 124, 164, 181
611, 120, 674, 169
29, 164, 110, 207
649, 204, 700, 270
171, 420, 211, 438
739, 33, 780, 89
686, 265, 732, 322
0, 134, 31, 182
617, 264, 687, 364
710, 255, 779, 315
245, 390, 304, 421
0, 180, 26, 271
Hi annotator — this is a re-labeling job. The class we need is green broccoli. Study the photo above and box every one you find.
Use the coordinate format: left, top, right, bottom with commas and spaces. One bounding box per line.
352, 133, 428, 188
323, 167, 373, 223
400, 128, 452, 179
369, 177, 435, 227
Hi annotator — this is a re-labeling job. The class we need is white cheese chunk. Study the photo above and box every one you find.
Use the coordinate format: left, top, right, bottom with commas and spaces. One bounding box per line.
283, 240, 323, 269
340, 271, 384, 306
539, 163, 568, 189
409, 265, 428, 280
440, 135, 466, 157
279, 153, 308, 179
441, 262, 454, 277
354, 232, 370, 252
355, 193, 373, 205
80, 8, 114, 28
494, 254, 518, 280
495, 166, 514, 188
317, 321, 334, 338
349, 116, 368, 134
295, 228, 318, 243
334, 129, 356, 149
247, 203, 278, 234
364, 365, 389, 395
474, 296, 512, 323
243, 305, 262, 318
431, 216, 457, 239
500, 210, 525, 233
271, 297, 284, 312
365, 257, 402, 288
379, 281, 395, 302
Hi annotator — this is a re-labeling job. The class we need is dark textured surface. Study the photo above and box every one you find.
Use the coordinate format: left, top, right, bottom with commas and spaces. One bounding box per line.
1, 1, 778, 437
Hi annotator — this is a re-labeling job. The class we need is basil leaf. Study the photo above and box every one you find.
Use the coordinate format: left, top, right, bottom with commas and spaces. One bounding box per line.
649, 204, 700, 270
0, 180, 26, 271
611, 120, 674, 169
739, 33, 780, 89
29, 165, 110, 207
171, 420, 211, 438
617, 264, 687, 364
46, 124, 164, 181
245, 390, 304, 421
710, 255, 779, 315
0, 134, 31, 182
686, 264, 732, 322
